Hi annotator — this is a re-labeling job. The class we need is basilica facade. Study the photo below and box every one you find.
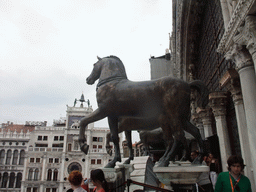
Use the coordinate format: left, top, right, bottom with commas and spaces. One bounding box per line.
0, 98, 123, 192
169, 0, 256, 189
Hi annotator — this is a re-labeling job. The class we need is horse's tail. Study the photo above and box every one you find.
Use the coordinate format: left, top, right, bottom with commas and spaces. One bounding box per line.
189, 80, 209, 108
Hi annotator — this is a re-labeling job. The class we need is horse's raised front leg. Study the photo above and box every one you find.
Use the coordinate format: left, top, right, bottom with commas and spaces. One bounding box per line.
79, 108, 107, 154
123, 130, 134, 164
105, 116, 121, 168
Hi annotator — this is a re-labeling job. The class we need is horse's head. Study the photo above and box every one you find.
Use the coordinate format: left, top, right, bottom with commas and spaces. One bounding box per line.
86, 56, 127, 86
86, 56, 104, 85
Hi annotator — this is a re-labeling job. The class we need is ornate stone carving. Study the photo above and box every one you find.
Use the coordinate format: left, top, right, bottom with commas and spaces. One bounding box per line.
225, 43, 254, 71
196, 107, 212, 126
217, 0, 255, 53
209, 92, 228, 117
219, 68, 243, 103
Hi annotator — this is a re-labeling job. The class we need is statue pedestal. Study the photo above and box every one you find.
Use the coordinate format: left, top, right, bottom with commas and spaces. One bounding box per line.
102, 165, 134, 192
153, 161, 209, 192
118, 164, 135, 180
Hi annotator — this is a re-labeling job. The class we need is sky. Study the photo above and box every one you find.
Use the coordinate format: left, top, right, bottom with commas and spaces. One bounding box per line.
0, 0, 172, 142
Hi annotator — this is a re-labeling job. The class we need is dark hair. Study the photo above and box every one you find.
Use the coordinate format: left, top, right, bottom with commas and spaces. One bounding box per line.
91, 169, 109, 192
68, 170, 83, 186
227, 155, 245, 171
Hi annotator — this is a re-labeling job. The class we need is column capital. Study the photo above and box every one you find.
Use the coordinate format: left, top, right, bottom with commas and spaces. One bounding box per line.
233, 15, 256, 53
196, 107, 212, 125
219, 68, 243, 103
209, 92, 228, 117
225, 43, 254, 71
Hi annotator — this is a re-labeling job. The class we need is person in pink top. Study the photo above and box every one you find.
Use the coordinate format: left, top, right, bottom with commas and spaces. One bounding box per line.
91, 169, 109, 192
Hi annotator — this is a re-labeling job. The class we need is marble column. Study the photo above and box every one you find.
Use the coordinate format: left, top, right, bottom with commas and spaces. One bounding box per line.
196, 107, 213, 138
209, 92, 231, 172
225, 44, 256, 186
219, 68, 255, 188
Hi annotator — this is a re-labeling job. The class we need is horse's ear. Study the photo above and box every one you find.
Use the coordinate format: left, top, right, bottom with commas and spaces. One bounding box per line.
97, 56, 102, 61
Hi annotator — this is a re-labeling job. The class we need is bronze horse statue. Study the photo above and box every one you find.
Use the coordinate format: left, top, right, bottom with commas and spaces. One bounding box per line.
79, 55, 208, 168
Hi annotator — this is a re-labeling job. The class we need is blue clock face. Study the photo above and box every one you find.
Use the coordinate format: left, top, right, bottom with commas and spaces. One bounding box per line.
67, 162, 82, 174
68, 116, 84, 128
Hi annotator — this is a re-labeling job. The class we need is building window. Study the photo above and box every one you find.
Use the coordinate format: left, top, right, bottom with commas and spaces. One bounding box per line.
74, 141, 79, 151
43, 136, 48, 141
55, 158, 59, 163
12, 150, 18, 165
93, 145, 97, 149
19, 150, 25, 165
47, 169, 52, 181
54, 136, 58, 141
68, 143, 72, 152
16, 173, 22, 188
36, 158, 40, 163
28, 169, 33, 180
35, 144, 48, 147
34, 169, 39, 181
32, 188, 38, 192
38, 136, 42, 140
52, 143, 63, 148
30, 158, 35, 163
60, 136, 64, 141
98, 145, 102, 149
27, 188, 32, 192
52, 188, 57, 192
6, 149, 11, 165
0, 149, 5, 164
46, 189, 50, 192
91, 159, 95, 164
53, 169, 58, 181
97, 159, 102, 164
49, 158, 53, 163
9, 172, 15, 188
1, 172, 8, 188
98, 137, 103, 142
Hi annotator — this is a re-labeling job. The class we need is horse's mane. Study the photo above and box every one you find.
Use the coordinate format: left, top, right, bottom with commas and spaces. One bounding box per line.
107, 55, 124, 65
105, 55, 127, 78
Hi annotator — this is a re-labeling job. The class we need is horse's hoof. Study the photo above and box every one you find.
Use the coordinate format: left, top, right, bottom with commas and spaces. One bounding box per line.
155, 160, 169, 167
105, 161, 116, 168
80, 144, 89, 155
123, 159, 131, 164
192, 156, 202, 165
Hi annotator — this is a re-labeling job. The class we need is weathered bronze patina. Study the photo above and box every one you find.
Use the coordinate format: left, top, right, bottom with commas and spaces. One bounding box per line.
79, 56, 208, 168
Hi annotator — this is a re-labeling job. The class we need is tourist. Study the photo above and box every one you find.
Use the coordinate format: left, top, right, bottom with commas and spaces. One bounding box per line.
191, 150, 214, 192
207, 153, 219, 189
81, 178, 89, 192
68, 170, 87, 192
214, 155, 252, 192
91, 169, 109, 192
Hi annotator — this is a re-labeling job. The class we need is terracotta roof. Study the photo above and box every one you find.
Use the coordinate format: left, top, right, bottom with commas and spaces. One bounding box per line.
1, 124, 35, 133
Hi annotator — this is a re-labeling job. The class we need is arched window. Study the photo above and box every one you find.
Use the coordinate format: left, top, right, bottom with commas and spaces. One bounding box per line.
74, 141, 79, 151
34, 169, 39, 181
9, 172, 15, 188
12, 150, 18, 165
1, 172, 8, 188
68, 143, 72, 152
6, 149, 12, 165
0, 150, 5, 164
47, 169, 52, 181
28, 168, 33, 180
53, 169, 58, 181
19, 150, 25, 165
15, 173, 22, 188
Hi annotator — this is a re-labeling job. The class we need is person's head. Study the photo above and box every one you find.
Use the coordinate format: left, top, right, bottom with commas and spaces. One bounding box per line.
208, 153, 214, 159
90, 169, 109, 192
68, 170, 83, 188
227, 155, 245, 176
190, 150, 199, 160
